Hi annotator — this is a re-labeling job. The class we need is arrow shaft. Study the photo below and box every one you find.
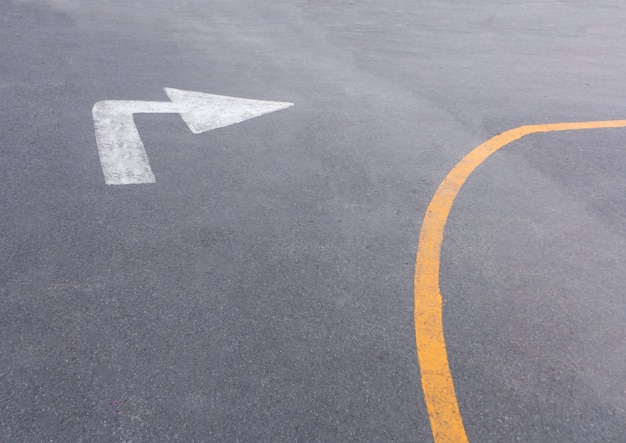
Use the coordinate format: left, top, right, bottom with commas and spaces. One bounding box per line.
96, 100, 186, 115
93, 100, 187, 185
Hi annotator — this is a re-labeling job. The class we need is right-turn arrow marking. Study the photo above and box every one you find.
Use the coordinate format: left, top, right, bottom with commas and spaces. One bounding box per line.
92, 87, 293, 185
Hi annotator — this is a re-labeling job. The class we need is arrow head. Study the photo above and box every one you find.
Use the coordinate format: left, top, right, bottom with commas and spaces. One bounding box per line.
163, 87, 293, 134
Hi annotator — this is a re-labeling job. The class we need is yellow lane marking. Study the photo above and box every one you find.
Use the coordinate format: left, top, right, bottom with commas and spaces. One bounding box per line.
414, 120, 626, 443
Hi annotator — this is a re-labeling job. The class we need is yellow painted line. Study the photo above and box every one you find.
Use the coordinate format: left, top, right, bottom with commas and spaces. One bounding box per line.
414, 120, 626, 443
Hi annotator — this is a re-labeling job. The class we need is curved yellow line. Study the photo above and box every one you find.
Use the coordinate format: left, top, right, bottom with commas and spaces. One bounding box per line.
414, 120, 626, 443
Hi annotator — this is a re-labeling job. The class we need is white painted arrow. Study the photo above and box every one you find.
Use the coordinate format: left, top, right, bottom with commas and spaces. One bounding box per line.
92, 87, 293, 185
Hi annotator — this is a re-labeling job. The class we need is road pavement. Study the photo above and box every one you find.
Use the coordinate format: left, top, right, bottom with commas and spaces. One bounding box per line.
1, 1, 625, 441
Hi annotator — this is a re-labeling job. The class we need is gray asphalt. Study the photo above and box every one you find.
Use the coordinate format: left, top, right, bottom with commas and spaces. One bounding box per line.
1, 1, 625, 441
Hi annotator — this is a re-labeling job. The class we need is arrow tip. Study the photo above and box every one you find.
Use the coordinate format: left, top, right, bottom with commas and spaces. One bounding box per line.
164, 88, 293, 134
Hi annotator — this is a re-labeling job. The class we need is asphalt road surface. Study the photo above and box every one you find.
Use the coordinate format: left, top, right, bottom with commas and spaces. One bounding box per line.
2, 1, 625, 441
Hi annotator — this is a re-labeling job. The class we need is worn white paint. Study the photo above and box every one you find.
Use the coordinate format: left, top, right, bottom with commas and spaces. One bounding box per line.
92, 88, 293, 185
